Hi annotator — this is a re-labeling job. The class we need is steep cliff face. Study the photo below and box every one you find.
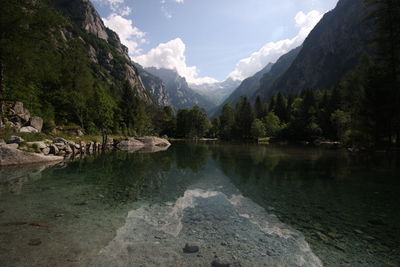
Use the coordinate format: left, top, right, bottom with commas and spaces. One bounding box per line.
134, 64, 171, 107
50, 0, 152, 104
51, 0, 109, 40
263, 0, 368, 98
144, 68, 216, 111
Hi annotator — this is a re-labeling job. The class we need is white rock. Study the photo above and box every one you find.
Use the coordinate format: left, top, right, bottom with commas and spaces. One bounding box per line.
20, 126, 39, 133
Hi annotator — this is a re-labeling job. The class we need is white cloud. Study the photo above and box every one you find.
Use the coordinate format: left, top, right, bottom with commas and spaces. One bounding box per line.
134, 38, 219, 85
103, 14, 146, 55
161, 0, 184, 3
160, 0, 184, 19
228, 10, 323, 81
161, 5, 172, 19
93, 0, 131, 16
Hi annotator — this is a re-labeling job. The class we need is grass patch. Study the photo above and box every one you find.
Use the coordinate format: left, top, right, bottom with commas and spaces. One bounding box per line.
258, 137, 271, 144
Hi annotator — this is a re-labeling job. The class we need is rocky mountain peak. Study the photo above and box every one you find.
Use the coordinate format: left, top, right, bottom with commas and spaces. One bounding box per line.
51, 0, 109, 40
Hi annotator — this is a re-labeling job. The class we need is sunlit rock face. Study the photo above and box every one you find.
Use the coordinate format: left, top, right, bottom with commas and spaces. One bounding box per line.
144, 67, 216, 111
93, 169, 322, 267
49, 0, 153, 105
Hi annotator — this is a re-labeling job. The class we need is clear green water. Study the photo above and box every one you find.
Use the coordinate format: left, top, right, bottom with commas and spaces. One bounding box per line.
0, 142, 399, 266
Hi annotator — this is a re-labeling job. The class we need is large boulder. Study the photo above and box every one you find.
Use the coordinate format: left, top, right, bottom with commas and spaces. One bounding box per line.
0, 144, 63, 166
30, 117, 43, 132
13, 102, 31, 122
116, 138, 145, 149
20, 126, 39, 133
136, 136, 171, 147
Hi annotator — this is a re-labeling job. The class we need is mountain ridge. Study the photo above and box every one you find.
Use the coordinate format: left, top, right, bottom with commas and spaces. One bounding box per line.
144, 67, 216, 111
262, 0, 368, 99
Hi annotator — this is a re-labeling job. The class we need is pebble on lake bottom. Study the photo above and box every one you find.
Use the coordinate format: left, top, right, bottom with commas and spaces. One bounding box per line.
183, 242, 200, 253
28, 238, 42, 246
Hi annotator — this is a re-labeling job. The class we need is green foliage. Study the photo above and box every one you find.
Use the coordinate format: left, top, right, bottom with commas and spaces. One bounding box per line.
219, 103, 235, 140
251, 119, 266, 139
208, 117, 221, 138
176, 106, 210, 138
331, 109, 351, 142
263, 112, 284, 138
234, 97, 255, 139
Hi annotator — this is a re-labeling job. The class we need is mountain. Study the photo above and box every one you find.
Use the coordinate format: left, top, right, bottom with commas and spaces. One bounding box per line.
50, 0, 152, 104
211, 46, 301, 117
144, 67, 216, 111
190, 78, 241, 106
260, 0, 368, 99
134, 64, 171, 107
252, 46, 302, 100
1, 0, 167, 135
222, 63, 273, 107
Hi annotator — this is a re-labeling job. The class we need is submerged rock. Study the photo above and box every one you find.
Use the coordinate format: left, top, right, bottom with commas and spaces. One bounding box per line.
211, 260, 230, 267
28, 238, 42, 246
183, 242, 200, 253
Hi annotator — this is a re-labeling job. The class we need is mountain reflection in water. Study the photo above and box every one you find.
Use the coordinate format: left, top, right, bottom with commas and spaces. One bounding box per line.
0, 142, 399, 266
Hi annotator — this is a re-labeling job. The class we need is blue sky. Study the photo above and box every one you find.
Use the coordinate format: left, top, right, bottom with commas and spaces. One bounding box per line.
92, 0, 338, 84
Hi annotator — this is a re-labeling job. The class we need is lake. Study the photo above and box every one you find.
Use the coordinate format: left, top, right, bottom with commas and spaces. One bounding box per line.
0, 142, 399, 266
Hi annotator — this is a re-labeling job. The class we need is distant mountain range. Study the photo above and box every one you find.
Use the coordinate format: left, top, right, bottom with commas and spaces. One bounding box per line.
190, 78, 241, 106
142, 67, 216, 111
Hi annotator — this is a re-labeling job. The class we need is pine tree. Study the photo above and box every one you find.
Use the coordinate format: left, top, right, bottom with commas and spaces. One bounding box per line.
365, 0, 400, 145
274, 92, 288, 122
235, 97, 255, 139
219, 103, 235, 140
254, 96, 266, 119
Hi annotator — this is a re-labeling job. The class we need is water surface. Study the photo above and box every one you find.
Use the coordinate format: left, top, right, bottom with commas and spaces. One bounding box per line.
0, 142, 399, 266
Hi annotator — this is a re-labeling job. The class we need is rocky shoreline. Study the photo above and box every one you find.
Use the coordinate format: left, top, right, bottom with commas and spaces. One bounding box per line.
0, 136, 171, 167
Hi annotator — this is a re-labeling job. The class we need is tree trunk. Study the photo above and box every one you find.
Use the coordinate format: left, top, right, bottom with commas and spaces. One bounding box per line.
0, 61, 4, 114
102, 130, 108, 151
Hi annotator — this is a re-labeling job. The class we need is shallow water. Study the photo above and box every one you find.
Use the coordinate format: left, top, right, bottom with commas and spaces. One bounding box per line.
0, 142, 399, 266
